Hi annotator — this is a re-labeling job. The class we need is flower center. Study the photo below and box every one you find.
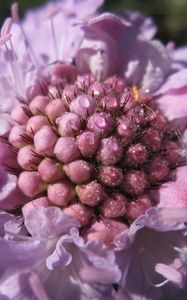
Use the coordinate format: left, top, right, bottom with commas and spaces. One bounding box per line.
7, 64, 184, 245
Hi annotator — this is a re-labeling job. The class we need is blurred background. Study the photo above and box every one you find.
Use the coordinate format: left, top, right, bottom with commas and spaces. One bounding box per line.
0, 0, 187, 47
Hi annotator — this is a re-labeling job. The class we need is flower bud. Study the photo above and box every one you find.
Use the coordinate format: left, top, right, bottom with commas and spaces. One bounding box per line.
117, 118, 135, 145
47, 181, 75, 206
70, 94, 96, 119
88, 82, 105, 97
100, 94, 120, 113
8, 125, 27, 148
58, 112, 81, 137
64, 160, 93, 183
62, 84, 80, 102
87, 112, 113, 137
34, 126, 57, 156
26, 115, 48, 135
142, 128, 161, 152
122, 170, 148, 195
64, 203, 93, 226
76, 181, 106, 206
45, 99, 67, 120
11, 104, 29, 125
126, 194, 152, 220
100, 193, 127, 218
38, 158, 64, 182
97, 137, 122, 165
17, 145, 41, 171
54, 137, 80, 163
124, 143, 147, 166
145, 157, 169, 183
99, 166, 123, 187
76, 131, 100, 157
29, 95, 50, 115
18, 171, 46, 197
86, 219, 127, 246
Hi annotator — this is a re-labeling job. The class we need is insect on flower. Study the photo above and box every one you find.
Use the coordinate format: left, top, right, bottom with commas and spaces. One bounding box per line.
131, 84, 158, 116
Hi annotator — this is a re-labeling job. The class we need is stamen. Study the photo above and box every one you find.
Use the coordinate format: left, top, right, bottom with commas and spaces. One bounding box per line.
50, 18, 59, 60
139, 251, 169, 288
6, 37, 25, 96
11, 2, 39, 67
44, 7, 61, 61
155, 263, 183, 286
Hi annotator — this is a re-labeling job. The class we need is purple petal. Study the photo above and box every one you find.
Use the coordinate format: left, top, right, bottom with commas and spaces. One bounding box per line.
0, 169, 25, 210
117, 11, 157, 40
29, 272, 50, 300
0, 211, 17, 237
156, 69, 187, 94
123, 40, 171, 92
0, 113, 11, 136
46, 235, 74, 270
23, 206, 80, 238
151, 166, 187, 209
81, 240, 121, 283
156, 92, 187, 130
173, 46, 187, 69
84, 13, 132, 39
115, 207, 187, 250
115, 207, 187, 299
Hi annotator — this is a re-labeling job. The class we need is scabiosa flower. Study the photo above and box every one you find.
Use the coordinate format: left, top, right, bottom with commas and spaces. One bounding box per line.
0, 1, 187, 299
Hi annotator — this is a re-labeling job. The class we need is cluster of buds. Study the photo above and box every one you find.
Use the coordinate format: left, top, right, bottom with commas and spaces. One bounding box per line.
7, 64, 183, 244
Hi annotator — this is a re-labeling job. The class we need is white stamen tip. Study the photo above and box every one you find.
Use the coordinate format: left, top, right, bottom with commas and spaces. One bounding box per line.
155, 263, 183, 285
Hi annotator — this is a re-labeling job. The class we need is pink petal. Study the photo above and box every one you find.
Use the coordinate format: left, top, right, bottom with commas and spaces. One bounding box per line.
151, 166, 187, 208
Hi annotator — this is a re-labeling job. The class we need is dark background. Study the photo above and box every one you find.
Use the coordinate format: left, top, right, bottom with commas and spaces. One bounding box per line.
0, 0, 187, 47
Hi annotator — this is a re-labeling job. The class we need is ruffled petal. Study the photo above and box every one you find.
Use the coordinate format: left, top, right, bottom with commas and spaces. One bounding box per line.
0, 169, 25, 210
115, 207, 187, 299
117, 11, 157, 40
80, 240, 121, 283
23, 206, 80, 238
123, 39, 171, 92
0, 211, 17, 237
46, 235, 73, 270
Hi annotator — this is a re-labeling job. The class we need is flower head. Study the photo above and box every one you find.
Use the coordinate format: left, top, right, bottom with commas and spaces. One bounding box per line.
0, 1, 187, 299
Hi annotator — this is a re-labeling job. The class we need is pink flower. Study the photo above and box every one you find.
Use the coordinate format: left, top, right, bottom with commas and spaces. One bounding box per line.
0, 1, 187, 299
